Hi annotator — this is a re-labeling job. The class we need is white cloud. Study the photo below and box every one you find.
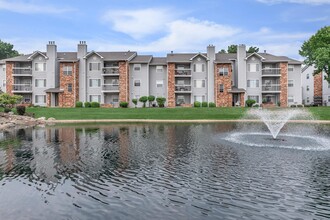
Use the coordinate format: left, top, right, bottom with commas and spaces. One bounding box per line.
257, 0, 330, 4
102, 8, 174, 39
0, 0, 74, 14
303, 16, 329, 22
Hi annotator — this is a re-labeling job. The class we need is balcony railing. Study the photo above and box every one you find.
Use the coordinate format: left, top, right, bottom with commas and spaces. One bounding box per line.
175, 69, 191, 76
102, 67, 120, 75
12, 84, 32, 92
13, 67, 32, 75
262, 84, 281, 92
102, 84, 119, 92
175, 85, 192, 92
262, 68, 281, 76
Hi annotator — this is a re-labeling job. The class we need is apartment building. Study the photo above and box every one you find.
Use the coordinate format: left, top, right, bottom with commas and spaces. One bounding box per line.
0, 42, 302, 107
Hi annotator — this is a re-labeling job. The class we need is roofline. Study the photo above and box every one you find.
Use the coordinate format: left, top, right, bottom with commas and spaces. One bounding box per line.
27, 51, 48, 60
58, 60, 79, 62
189, 53, 210, 61
245, 52, 265, 61
83, 51, 104, 59
167, 61, 192, 63
126, 52, 137, 61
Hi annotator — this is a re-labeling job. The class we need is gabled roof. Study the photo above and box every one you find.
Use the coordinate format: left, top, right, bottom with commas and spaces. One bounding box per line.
57, 52, 78, 62
1, 54, 31, 62
97, 51, 137, 61
167, 53, 208, 63
27, 51, 48, 60
245, 52, 265, 61
130, 55, 152, 64
83, 51, 104, 59
150, 57, 167, 65
215, 53, 236, 64
190, 53, 209, 61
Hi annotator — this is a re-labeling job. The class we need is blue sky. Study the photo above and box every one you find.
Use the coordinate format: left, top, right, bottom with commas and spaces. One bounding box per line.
0, 0, 329, 59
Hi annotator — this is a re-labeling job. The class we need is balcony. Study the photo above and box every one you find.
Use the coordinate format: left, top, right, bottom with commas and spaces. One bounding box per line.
175, 69, 192, 77
102, 67, 120, 76
262, 68, 281, 76
175, 85, 192, 93
262, 84, 281, 92
102, 84, 119, 93
12, 84, 32, 93
12, 67, 32, 76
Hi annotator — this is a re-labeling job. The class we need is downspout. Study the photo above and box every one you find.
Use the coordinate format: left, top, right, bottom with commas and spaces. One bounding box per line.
73, 62, 76, 105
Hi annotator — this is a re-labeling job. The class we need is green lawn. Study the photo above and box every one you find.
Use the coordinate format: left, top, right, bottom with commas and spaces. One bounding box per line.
307, 107, 330, 120
26, 107, 247, 120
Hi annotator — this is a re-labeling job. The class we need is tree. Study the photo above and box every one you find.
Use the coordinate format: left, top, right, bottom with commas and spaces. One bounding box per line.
139, 96, 148, 108
148, 95, 155, 107
132, 98, 138, 108
156, 97, 166, 107
299, 26, 330, 82
219, 49, 227, 53
247, 46, 259, 53
0, 93, 23, 109
227, 45, 237, 53
0, 40, 19, 60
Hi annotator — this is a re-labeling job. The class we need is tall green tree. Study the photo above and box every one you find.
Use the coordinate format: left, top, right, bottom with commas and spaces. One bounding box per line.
219, 49, 226, 54
227, 45, 237, 53
299, 26, 330, 82
0, 40, 19, 60
247, 46, 259, 53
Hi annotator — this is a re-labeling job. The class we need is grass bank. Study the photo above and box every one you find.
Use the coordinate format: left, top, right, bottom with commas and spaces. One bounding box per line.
26, 107, 247, 120
307, 107, 330, 120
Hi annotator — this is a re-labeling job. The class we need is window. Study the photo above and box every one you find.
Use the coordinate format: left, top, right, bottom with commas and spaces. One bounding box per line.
156, 80, 163, 88
288, 80, 294, 87
68, 83, 72, 92
328, 83, 330, 89
35, 95, 46, 104
194, 95, 205, 102
63, 65, 73, 75
194, 64, 205, 72
288, 96, 294, 103
306, 74, 309, 79
156, 66, 163, 73
177, 80, 184, 85
134, 80, 141, 87
219, 67, 229, 76
288, 65, 294, 71
306, 86, 309, 91
248, 95, 259, 103
89, 63, 101, 71
35, 79, 46, 88
135, 95, 140, 99
89, 95, 101, 102
177, 95, 185, 104
194, 80, 205, 88
2, 80, 6, 87
247, 80, 259, 88
219, 84, 224, 93
328, 96, 330, 103
133, 64, 141, 72
247, 64, 259, 72
113, 98, 119, 103
35, 63, 46, 71
306, 97, 310, 103
89, 79, 101, 87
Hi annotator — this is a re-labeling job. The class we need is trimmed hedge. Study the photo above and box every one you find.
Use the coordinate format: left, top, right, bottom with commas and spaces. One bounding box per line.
120, 102, 128, 108
202, 102, 208, 107
76, 101, 83, 108
91, 102, 100, 108
16, 105, 26, 115
194, 101, 201, 107
84, 102, 91, 108
209, 102, 216, 107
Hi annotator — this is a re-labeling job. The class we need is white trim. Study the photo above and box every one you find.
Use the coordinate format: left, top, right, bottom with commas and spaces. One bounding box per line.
83, 51, 104, 59
189, 53, 210, 61
194, 79, 206, 88
89, 78, 101, 88
34, 78, 47, 88
288, 79, 294, 87
34, 62, 46, 72
27, 51, 48, 60
133, 64, 141, 72
134, 79, 141, 87
89, 94, 101, 102
244, 52, 265, 61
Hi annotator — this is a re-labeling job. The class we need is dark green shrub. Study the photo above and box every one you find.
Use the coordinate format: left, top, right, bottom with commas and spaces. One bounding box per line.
16, 105, 26, 115
4, 107, 11, 113
277, 101, 281, 106
132, 99, 138, 108
91, 102, 100, 108
253, 104, 259, 108
202, 102, 208, 107
75, 101, 83, 108
245, 99, 256, 107
139, 96, 148, 108
194, 101, 201, 107
290, 105, 297, 108
209, 102, 216, 107
148, 95, 155, 107
156, 97, 166, 107
84, 102, 91, 108
120, 102, 128, 108
297, 104, 304, 108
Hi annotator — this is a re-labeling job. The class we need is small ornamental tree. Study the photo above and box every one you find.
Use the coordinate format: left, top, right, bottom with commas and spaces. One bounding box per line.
132, 98, 138, 108
156, 97, 166, 107
0, 93, 23, 109
139, 96, 148, 108
148, 95, 155, 107
245, 99, 256, 107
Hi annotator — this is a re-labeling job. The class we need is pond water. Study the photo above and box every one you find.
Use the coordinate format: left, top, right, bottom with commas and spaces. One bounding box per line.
0, 123, 330, 219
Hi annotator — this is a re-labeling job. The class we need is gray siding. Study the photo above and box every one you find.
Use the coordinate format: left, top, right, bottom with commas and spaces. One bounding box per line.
301, 66, 314, 105
149, 65, 167, 102
77, 43, 87, 102
246, 56, 262, 104
86, 56, 103, 103
191, 56, 208, 103
32, 55, 48, 106
0, 64, 6, 92
287, 64, 302, 105
322, 71, 330, 106
129, 63, 149, 107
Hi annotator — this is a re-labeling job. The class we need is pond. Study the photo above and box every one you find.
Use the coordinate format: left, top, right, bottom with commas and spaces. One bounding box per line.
0, 123, 330, 219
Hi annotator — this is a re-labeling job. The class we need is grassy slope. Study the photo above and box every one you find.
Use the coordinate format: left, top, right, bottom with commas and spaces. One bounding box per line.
307, 107, 330, 120
26, 107, 247, 120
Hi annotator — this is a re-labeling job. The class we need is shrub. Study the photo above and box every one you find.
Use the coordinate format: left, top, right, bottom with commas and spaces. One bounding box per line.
91, 102, 100, 108
297, 104, 304, 108
139, 96, 148, 108
148, 95, 155, 107
84, 102, 91, 108
262, 98, 267, 104
277, 101, 281, 107
202, 102, 208, 107
120, 102, 128, 108
156, 97, 166, 107
253, 104, 259, 108
290, 105, 297, 108
4, 107, 11, 113
16, 105, 26, 115
245, 99, 256, 107
194, 101, 201, 107
209, 102, 216, 107
132, 99, 138, 108
75, 101, 83, 108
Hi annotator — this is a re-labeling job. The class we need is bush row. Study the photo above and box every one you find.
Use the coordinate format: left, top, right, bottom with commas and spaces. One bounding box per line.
193, 102, 216, 107
76, 101, 100, 108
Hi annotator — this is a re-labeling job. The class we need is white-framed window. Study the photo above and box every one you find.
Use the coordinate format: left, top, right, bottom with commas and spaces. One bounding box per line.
194, 63, 205, 72
89, 79, 101, 87
35, 79, 46, 88
89, 95, 101, 102
177, 95, 185, 104
288, 96, 294, 103
219, 84, 224, 93
194, 95, 205, 102
194, 79, 205, 88
306, 86, 310, 91
247, 63, 259, 72
2, 80, 6, 87
156, 66, 163, 73
156, 80, 163, 88
89, 63, 101, 71
219, 67, 229, 76
288, 65, 294, 71
35, 95, 46, 104
328, 83, 330, 89
113, 98, 119, 103
247, 80, 259, 88
306, 97, 310, 103
67, 83, 72, 92
177, 80, 184, 85
248, 95, 259, 103
35, 63, 46, 72
133, 64, 141, 72
63, 65, 73, 75
288, 80, 294, 87
328, 96, 330, 102
306, 74, 309, 79
134, 80, 141, 87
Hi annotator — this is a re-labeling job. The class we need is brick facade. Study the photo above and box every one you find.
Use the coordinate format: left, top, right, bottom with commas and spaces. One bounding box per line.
58, 62, 79, 107
280, 62, 288, 107
240, 94, 245, 107
5, 62, 14, 95
119, 61, 129, 103
215, 63, 232, 107
167, 63, 175, 108
314, 73, 323, 97
46, 93, 51, 107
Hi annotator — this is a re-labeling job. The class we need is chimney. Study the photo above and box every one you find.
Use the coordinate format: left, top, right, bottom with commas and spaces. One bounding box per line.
207, 44, 216, 104
237, 44, 247, 90
207, 44, 215, 62
77, 41, 87, 59
46, 41, 57, 59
